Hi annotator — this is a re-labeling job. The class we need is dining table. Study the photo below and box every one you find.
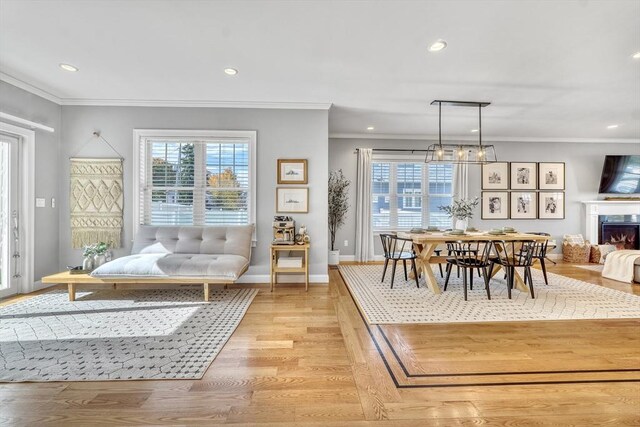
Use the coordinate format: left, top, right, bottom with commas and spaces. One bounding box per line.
397, 231, 550, 295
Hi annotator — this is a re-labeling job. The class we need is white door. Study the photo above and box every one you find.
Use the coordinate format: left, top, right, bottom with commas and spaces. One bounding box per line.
0, 134, 20, 298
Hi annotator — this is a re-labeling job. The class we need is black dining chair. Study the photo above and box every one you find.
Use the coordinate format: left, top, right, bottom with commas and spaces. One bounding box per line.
489, 240, 537, 299
380, 234, 420, 289
444, 240, 493, 301
524, 232, 551, 285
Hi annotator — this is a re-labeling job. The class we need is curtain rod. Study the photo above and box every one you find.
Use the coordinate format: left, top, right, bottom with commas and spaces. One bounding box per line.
0, 112, 55, 133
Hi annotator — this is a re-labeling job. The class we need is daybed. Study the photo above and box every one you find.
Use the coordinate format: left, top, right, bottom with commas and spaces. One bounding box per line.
44, 225, 254, 301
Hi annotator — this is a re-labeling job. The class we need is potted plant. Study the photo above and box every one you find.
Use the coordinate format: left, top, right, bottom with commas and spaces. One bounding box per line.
328, 169, 350, 265
93, 242, 110, 268
438, 197, 479, 231
82, 245, 95, 271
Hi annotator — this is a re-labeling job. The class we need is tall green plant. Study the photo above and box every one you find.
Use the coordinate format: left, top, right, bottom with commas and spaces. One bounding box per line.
328, 170, 350, 251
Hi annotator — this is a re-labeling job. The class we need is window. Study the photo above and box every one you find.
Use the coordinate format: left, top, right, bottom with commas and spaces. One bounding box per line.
134, 130, 256, 234
372, 158, 453, 231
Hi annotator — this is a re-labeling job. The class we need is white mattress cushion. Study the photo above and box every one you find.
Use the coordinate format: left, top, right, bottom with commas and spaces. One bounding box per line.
91, 253, 249, 280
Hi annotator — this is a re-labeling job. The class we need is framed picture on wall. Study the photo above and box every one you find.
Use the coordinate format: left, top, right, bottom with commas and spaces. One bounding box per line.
481, 191, 509, 219
482, 162, 509, 189
510, 162, 537, 190
510, 191, 537, 219
538, 192, 565, 219
538, 162, 565, 190
277, 159, 308, 184
276, 187, 309, 213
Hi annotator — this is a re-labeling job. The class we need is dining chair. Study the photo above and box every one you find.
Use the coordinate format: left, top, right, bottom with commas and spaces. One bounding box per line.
444, 240, 493, 301
489, 240, 537, 299
524, 232, 551, 285
445, 243, 483, 285
379, 234, 420, 289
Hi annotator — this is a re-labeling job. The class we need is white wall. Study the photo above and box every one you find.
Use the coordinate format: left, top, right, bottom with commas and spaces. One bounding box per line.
330, 137, 639, 256
0, 82, 61, 280
60, 106, 329, 280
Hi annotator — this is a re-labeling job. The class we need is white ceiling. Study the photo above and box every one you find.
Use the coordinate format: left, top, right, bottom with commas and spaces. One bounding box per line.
1, 0, 639, 140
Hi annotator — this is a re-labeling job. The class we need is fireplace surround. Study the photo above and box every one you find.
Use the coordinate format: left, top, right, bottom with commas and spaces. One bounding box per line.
582, 201, 640, 245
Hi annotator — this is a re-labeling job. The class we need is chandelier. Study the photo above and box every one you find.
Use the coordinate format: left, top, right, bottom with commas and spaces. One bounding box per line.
425, 100, 497, 164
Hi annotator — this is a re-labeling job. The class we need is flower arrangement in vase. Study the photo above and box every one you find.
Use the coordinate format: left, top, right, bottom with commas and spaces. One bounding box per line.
438, 197, 479, 231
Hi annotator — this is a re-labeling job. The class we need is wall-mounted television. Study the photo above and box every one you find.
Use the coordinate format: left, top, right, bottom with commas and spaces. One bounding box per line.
598, 155, 640, 194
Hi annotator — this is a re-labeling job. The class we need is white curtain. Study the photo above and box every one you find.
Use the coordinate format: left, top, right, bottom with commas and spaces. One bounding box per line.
452, 163, 469, 200
355, 148, 375, 262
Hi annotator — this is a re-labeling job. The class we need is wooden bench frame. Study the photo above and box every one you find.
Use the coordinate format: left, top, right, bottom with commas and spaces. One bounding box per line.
41, 270, 247, 302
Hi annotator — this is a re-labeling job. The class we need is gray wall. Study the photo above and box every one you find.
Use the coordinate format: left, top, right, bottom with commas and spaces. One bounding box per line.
60, 106, 329, 278
0, 82, 61, 280
330, 137, 639, 256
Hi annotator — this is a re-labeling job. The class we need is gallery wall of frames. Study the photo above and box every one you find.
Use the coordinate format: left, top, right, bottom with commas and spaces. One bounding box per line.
481, 162, 565, 220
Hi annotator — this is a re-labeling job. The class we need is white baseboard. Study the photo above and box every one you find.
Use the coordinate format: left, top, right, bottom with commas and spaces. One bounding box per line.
547, 254, 562, 260
29, 280, 57, 293
236, 274, 329, 284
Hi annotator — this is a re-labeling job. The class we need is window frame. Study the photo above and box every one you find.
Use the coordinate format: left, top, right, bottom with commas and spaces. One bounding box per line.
133, 129, 257, 241
371, 154, 453, 232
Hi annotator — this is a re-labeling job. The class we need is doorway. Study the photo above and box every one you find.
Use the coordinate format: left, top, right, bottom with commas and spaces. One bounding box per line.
0, 133, 20, 297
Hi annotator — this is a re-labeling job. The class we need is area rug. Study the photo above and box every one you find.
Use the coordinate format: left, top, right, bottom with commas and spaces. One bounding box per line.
575, 264, 604, 272
0, 287, 258, 382
338, 264, 640, 324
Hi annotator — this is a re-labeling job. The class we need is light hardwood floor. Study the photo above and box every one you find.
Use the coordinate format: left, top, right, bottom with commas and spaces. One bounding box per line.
1, 262, 639, 426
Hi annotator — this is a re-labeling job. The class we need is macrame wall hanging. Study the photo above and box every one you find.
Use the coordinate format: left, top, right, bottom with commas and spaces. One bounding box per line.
70, 132, 124, 249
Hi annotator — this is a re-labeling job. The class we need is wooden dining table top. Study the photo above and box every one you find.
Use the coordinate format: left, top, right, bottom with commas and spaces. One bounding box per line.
397, 231, 550, 243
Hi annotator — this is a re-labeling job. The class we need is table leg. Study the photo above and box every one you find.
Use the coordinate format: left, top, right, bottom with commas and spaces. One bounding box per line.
305, 247, 309, 292
409, 243, 424, 279
420, 244, 441, 294
204, 283, 210, 302
68, 283, 76, 302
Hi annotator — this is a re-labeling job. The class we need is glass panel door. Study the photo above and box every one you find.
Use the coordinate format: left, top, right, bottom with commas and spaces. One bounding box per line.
0, 135, 19, 298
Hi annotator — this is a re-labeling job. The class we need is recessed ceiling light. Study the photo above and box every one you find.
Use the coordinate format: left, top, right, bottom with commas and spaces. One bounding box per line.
428, 39, 447, 52
224, 68, 238, 75
633, 52, 640, 59
59, 63, 79, 72
607, 124, 619, 129
470, 129, 479, 133
366, 126, 375, 131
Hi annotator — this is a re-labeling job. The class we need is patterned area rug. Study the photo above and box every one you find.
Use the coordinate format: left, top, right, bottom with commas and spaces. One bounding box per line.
575, 264, 604, 272
338, 264, 640, 324
0, 288, 258, 382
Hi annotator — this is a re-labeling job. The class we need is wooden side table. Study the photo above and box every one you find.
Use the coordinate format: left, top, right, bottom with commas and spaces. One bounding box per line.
270, 243, 309, 292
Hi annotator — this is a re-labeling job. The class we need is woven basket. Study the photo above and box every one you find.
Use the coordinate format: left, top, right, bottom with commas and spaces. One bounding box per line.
562, 241, 591, 263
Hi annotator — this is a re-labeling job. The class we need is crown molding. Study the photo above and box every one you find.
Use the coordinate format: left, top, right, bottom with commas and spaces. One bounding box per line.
0, 73, 61, 104
329, 132, 640, 144
59, 98, 333, 110
1, 73, 332, 110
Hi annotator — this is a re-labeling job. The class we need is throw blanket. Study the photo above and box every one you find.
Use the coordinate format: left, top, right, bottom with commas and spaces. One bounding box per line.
602, 250, 640, 283
70, 158, 123, 248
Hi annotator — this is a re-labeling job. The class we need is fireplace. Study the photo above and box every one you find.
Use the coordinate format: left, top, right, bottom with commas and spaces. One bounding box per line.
599, 215, 639, 250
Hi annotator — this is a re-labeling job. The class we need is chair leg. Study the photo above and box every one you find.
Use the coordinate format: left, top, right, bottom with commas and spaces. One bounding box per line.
539, 258, 549, 285
482, 266, 491, 300
462, 267, 468, 301
526, 267, 535, 298
390, 261, 397, 289
411, 259, 419, 288
381, 258, 389, 282
438, 263, 444, 278
444, 263, 453, 291
457, 266, 460, 278
470, 268, 474, 290
403, 260, 408, 281
506, 267, 513, 299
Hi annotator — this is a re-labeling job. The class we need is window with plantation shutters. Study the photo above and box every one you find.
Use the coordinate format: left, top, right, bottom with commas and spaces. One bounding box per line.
372, 156, 453, 231
134, 130, 256, 236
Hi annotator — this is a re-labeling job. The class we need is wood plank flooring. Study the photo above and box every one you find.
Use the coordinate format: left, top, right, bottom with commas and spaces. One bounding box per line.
1, 262, 639, 425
